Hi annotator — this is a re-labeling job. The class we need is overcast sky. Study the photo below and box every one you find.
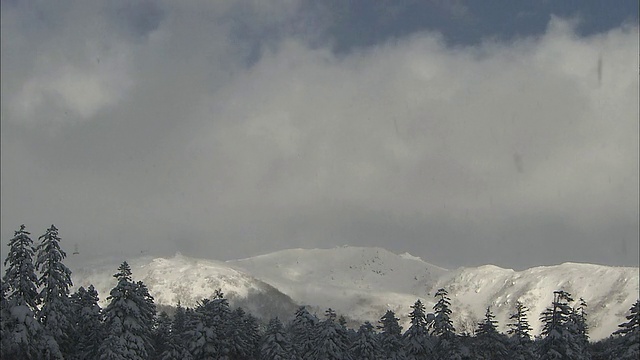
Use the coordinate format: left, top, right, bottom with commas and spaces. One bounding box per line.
1, 0, 638, 270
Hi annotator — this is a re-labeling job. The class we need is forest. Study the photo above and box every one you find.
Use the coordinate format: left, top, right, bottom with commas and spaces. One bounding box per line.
1, 224, 638, 360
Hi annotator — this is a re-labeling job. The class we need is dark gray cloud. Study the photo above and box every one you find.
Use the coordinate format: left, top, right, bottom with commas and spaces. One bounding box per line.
1, 1, 638, 270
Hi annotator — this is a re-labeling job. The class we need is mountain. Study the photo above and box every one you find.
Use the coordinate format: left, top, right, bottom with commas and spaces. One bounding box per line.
70, 253, 299, 321
69, 246, 638, 340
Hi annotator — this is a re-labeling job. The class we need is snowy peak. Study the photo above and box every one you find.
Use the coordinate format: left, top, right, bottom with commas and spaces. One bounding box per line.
437, 262, 639, 340
70, 247, 638, 340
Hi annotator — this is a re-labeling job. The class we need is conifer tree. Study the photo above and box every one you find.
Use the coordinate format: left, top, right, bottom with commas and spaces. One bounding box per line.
288, 306, 318, 359
2, 225, 61, 359
35, 225, 74, 357
261, 317, 298, 360
430, 288, 462, 360
538, 290, 581, 360
153, 311, 173, 359
69, 285, 103, 360
350, 321, 381, 360
310, 308, 353, 360
612, 300, 639, 360
99, 261, 156, 360
473, 306, 509, 360
570, 297, 591, 359
403, 299, 432, 359
378, 310, 407, 360
229, 307, 260, 360
507, 301, 535, 360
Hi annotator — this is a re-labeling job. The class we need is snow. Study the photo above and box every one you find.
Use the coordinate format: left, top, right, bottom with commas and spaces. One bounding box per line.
69, 246, 638, 340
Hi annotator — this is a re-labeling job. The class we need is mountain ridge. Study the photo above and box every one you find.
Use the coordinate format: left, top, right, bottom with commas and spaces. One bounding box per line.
69, 245, 639, 340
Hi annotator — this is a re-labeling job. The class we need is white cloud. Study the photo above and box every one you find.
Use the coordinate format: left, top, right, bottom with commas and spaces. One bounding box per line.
1, 1, 637, 269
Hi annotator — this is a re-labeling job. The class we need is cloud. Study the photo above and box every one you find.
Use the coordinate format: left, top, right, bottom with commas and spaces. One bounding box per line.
1, 2, 637, 270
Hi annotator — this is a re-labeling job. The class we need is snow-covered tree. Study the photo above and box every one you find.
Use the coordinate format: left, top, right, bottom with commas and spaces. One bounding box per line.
159, 303, 193, 360
570, 297, 591, 359
378, 309, 407, 360
35, 225, 74, 357
507, 301, 535, 360
430, 288, 462, 360
538, 290, 582, 360
99, 261, 156, 360
403, 299, 432, 359
350, 321, 381, 360
288, 306, 318, 359
229, 307, 260, 359
261, 317, 298, 360
473, 306, 509, 360
69, 285, 103, 360
185, 291, 233, 360
2, 224, 61, 359
508, 301, 533, 342
612, 299, 639, 360
309, 308, 353, 360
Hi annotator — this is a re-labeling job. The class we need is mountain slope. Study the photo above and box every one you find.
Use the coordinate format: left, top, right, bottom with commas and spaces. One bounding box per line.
436, 262, 639, 340
69, 246, 638, 340
70, 253, 298, 320
228, 246, 447, 324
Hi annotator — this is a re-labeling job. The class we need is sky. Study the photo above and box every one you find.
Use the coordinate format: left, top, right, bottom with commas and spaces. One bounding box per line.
1, 0, 638, 270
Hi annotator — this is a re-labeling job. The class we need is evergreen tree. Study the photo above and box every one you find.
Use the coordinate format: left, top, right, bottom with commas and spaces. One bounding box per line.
69, 285, 103, 360
507, 301, 535, 360
612, 299, 639, 359
403, 299, 432, 359
35, 225, 74, 357
378, 310, 407, 360
473, 306, 509, 360
229, 307, 260, 360
570, 298, 591, 359
2, 224, 61, 359
160, 302, 193, 360
350, 321, 381, 360
430, 288, 462, 360
538, 290, 582, 360
309, 308, 353, 360
288, 306, 318, 359
153, 311, 173, 359
186, 291, 233, 360
99, 261, 156, 360
261, 317, 298, 360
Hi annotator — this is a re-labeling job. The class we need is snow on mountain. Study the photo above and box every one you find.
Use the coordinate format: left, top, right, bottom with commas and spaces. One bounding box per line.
70, 253, 298, 320
228, 246, 447, 324
436, 262, 639, 340
69, 246, 638, 340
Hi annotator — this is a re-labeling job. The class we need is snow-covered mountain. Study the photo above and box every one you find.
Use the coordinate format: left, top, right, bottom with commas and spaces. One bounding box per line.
70, 246, 638, 340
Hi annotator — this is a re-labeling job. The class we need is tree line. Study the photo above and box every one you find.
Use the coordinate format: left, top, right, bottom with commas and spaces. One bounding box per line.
1, 224, 638, 359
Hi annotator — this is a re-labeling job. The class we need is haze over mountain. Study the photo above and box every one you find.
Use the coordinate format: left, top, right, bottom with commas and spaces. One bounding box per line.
70, 245, 639, 341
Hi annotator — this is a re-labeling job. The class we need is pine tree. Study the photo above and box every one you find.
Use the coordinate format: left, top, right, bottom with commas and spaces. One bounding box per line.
309, 308, 353, 360
570, 297, 591, 359
99, 261, 156, 360
612, 300, 639, 360
507, 301, 535, 360
473, 306, 509, 360
430, 288, 462, 360
538, 290, 582, 360
153, 311, 174, 359
229, 307, 260, 360
186, 291, 233, 360
261, 317, 298, 360
378, 310, 407, 360
350, 321, 381, 360
159, 302, 193, 360
35, 225, 74, 357
2, 224, 61, 359
403, 299, 432, 359
288, 306, 318, 359
69, 285, 103, 359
